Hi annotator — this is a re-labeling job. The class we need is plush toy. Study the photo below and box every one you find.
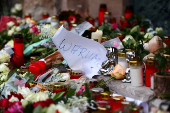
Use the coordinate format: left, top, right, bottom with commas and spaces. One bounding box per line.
143, 36, 163, 61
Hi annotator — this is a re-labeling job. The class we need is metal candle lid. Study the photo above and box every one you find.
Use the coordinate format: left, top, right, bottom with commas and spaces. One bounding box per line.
100, 92, 113, 99
91, 88, 104, 92
129, 60, 143, 67
118, 52, 126, 58
113, 96, 125, 101
53, 82, 68, 90
71, 70, 82, 75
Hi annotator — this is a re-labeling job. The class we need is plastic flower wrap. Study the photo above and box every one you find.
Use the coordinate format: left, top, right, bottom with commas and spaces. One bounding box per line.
37, 24, 57, 39
0, 50, 11, 63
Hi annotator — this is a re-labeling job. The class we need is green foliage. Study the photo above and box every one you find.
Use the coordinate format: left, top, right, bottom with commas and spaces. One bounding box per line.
83, 83, 92, 103
51, 92, 65, 101
66, 89, 76, 98
7, 68, 18, 80
24, 103, 34, 113
33, 105, 43, 113
24, 72, 36, 83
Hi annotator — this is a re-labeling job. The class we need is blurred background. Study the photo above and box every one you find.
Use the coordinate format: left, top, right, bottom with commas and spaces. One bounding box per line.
0, 0, 170, 35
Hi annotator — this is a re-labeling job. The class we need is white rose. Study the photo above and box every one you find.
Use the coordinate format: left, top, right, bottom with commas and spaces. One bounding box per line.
34, 92, 49, 102
9, 95, 19, 102
7, 21, 15, 27
21, 99, 28, 108
7, 40, 14, 48
55, 104, 71, 113
16, 26, 21, 32
15, 3, 22, 11
11, 8, 17, 14
144, 32, 154, 39
18, 86, 32, 98
8, 30, 14, 36
123, 35, 133, 42
11, 26, 16, 31
1, 72, 8, 81
25, 92, 36, 102
47, 104, 56, 113
0, 51, 11, 63
0, 63, 10, 73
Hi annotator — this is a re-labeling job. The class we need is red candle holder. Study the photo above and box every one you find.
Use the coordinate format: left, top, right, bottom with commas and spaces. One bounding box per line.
145, 57, 157, 87
98, 4, 107, 26
100, 92, 113, 106
111, 96, 125, 111
86, 17, 94, 26
117, 33, 125, 42
91, 88, 104, 101
110, 17, 116, 24
70, 70, 82, 79
125, 6, 134, 19
89, 79, 98, 89
24, 13, 31, 19
42, 12, 49, 19
120, 101, 131, 111
53, 83, 68, 96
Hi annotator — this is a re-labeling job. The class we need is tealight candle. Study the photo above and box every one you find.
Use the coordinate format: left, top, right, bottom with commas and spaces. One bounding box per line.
91, 29, 103, 43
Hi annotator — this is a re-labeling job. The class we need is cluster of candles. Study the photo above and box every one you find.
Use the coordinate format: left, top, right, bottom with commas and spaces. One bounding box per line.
91, 87, 143, 113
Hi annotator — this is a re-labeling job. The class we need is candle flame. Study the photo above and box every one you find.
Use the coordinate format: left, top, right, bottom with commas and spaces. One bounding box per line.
96, 29, 99, 32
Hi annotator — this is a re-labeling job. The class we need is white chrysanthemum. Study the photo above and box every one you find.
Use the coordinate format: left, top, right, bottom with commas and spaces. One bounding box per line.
9, 95, 19, 102
0, 50, 11, 63
18, 86, 32, 98
37, 24, 57, 39
21, 99, 28, 108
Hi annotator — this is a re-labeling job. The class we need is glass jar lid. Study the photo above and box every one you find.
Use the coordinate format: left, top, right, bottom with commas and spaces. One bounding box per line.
113, 96, 125, 101
129, 60, 143, 67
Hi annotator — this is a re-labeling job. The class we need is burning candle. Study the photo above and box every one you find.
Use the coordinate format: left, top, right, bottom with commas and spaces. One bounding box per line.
91, 29, 103, 43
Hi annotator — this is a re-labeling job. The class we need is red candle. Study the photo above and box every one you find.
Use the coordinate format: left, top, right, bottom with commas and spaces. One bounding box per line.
24, 13, 31, 19
70, 70, 82, 79
91, 88, 104, 101
98, 4, 107, 26
111, 96, 125, 111
14, 34, 24, 58
53, 83, 68, 96
89, 79, 98, 89
145, 57, 157, 87
125, 6, 134, 19
42, 12, 49, 19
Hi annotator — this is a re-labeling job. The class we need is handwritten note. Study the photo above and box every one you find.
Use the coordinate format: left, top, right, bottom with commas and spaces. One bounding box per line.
52, 26, 107, 79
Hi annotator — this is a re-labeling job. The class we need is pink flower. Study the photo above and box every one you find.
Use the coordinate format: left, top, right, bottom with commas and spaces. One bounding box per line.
16, 17, 21, 20
29, 28, 35, 33
32, 26, 38, 31
11, 15, 16, 19
78, 85, 85, 94
35, 31, 39, 35
7, 102, 24, 113
111, 23, 118, 30
29, 23, 35, 28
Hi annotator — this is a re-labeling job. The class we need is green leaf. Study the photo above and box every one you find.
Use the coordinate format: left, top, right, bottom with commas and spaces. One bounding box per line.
24, 72, 36, 83
33, 105, 43, 113
41, 107, 48, 113
51, 92, 65, 101
66, 89, 76, 98
7, 68, 18, 80
24, 103, 34, 113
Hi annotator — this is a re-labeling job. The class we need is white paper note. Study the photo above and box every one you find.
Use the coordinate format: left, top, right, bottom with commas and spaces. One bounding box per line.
52, 26, 107, 79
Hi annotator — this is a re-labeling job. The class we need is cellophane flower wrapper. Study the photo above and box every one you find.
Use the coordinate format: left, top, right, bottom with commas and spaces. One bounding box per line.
101, 37, 124, 49
1, 73, 28, 97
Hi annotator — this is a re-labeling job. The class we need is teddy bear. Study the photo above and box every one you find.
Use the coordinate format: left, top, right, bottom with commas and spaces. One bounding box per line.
143, 36, 163, 61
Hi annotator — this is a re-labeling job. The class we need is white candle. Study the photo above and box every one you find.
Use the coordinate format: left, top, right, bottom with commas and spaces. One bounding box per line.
91, 29, 103, 43
150, 75, 154, 90
130, 66, 143, 86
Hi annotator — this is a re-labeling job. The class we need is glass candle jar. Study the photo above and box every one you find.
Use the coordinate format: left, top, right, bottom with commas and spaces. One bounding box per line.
100, 92, 113, 106
97, 105, 110, 113
118, 51, 128, 70
129, 60, 143, 86
145, 56, 157, 87
104, 12, 111, 24
111, 96, 125, 111
14, 34, 24, 58
98, 4, 107, 26
89, 79, 98, 89
70, 70, 82, 79
53, 82, 68, 95
86, 17, 94, 26
91, 88, 104, 101
117, 33, 125, 42
120, 101, 131, 111
132, 108, 139, 113
24, 13, 31, 19
42, 12, 49, 19
110, 17, 116, 24
51, 16, 59, 29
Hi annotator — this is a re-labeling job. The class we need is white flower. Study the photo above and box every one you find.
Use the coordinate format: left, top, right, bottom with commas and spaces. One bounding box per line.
0, 83, 4, 88
163, 42, 167, 48
123, 35, 136, 46
6, 40, 14, 48
140, 31, 145, 35
7, 21, 15, 27
25, 92, 36, 102
11, 8, 16, 14
14, 3, 22, 11
55, 104, 71, 113
8, 30, 14, 36
18, 86, 32, 98
0, 72, 8, 81
155, 27, 163, 35
21, 99, 28, 108
11, 26, 16, 31
34, 92, 49, 102
0, 63, 10, 73
9, 95, 19, 102
144, 32, 154, 39
0, 51, 11, 63
47, 104, 56, 113
16, 26, 21, 32
147, 28, 153, 32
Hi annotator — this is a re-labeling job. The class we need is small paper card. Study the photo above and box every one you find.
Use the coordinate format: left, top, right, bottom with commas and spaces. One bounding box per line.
101, 37, 124, 49
71, 21, 92, 36
52, 26, 107, 79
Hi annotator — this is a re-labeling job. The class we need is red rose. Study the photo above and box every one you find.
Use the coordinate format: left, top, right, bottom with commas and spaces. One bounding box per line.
45, 99, 55, 107
56, 110, 60, 113
140, 27, 145, 31
0, 99, 11, 108
24, 83, 30, 88
33, 99, 54, 108
33, 101, 47, 108
8, 92, 24, 101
